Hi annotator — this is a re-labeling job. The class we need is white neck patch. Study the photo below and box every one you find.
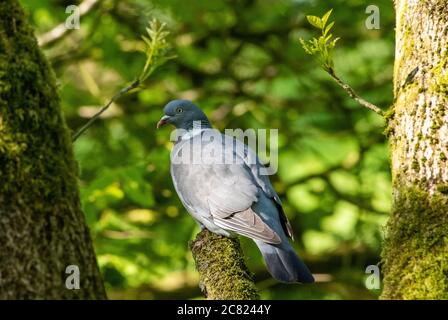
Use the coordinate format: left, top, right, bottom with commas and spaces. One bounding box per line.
180, 127, 205, 140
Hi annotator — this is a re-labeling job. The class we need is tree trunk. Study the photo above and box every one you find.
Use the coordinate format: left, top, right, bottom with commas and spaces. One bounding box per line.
381, 0, 448, 299
190, 229, 260, 300
0, 0, 106, 299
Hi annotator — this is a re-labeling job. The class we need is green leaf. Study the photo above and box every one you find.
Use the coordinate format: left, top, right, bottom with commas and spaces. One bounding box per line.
141, 35, 152, 48
299, 38, 310, 53
137, 19, 176, 83
324, 21, 335, 37
300, 9, 339, 73
332, 37, 340, 46
321, 9, 333, 27
307, 15, 323, 29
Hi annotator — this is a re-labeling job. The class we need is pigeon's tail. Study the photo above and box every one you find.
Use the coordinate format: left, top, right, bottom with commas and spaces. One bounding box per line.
255, 240, 314, 284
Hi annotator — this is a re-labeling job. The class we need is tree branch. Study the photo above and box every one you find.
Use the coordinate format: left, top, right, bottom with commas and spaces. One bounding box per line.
328, 70, 384, 116
71, 19, 174, 142
71, 80, 139, 142
190, 229, 260, 300
38, 0, 101, 48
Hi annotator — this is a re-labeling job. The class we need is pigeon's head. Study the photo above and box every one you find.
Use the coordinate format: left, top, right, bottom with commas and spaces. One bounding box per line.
157, 100, 211, 130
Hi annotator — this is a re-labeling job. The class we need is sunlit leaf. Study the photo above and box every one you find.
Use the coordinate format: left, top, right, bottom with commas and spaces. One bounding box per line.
306, 15, 323, 29
321, 9, 333, 27
324, 21, 334, 37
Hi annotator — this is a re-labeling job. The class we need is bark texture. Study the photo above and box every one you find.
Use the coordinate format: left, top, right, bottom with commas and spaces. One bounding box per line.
190, 229, 260, 300
0, 0, 106, 299
381, 0, 448, 299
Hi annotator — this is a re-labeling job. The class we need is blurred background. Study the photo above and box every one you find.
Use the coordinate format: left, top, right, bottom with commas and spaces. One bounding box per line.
23, 0, 394, 299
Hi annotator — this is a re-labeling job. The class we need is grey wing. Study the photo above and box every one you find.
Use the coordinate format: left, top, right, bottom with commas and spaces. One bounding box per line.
205, 163, 281, 244
171, 130, 281, 244
172, 162, 280, 244
232, 137, 295, 239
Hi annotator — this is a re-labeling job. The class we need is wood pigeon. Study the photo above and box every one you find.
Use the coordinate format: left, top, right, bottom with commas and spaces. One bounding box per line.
157, 99, 314, 283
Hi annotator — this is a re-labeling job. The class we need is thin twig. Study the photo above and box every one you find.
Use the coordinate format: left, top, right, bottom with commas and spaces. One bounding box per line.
71, 19, 173, 142
38, 0, 100, 47
328, 70, 384, 116
72, 80, 140, 142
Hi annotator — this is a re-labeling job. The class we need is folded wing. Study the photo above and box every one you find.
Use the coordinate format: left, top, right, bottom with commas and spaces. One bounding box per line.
171, 130, 285, 244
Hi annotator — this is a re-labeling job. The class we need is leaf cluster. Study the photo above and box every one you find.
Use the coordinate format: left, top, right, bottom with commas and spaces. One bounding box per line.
299, 10, 339, 73
139, 19, 177, 83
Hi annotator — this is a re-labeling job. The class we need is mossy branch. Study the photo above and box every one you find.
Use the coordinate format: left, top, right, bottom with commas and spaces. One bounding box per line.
72, 19, 176, 142
300, 9, 384, 117
190, 229, 260, 300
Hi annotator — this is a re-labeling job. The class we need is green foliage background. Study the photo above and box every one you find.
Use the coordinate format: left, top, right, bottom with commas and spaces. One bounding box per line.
23, 0, 394, 299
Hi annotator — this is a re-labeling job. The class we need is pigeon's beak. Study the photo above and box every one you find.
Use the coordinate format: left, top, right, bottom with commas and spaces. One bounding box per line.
157, 115, 171, 129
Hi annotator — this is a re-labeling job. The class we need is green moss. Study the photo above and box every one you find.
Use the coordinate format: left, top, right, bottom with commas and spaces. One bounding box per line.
440, 152, 447, 161
190, 229, 260, 300
411, 159, 419, 171
381, 186, 448, 299
430, 136, 439, 145
430, 122, 442, 130
437, 184, 448, 195
384, 0, 448, 300
428, 57, 448, 94
383, 106, 395, 137
384, 107, 395, 121
0, 0, 105, 299
394, 30, 414, 91
0, 1, 77, 201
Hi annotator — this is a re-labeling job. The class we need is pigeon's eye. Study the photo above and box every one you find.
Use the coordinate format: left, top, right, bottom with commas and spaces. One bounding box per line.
176, 107, 183, 113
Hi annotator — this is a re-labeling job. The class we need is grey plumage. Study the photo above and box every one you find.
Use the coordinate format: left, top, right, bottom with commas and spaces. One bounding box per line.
158, 100, 314, 284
